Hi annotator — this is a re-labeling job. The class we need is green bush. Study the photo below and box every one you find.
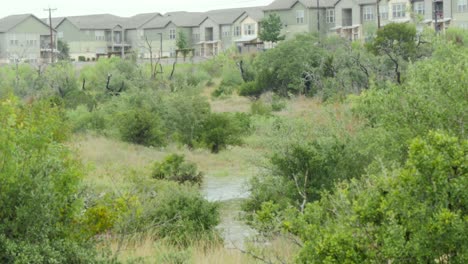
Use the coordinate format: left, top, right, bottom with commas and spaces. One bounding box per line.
119, 109, 166, 147
152, 154, 203, 185
0, 97, 97, 263
78, 56, 86, 62
201, 113, 244, 153
250, 100, 272, 116
239, 81, 263, 97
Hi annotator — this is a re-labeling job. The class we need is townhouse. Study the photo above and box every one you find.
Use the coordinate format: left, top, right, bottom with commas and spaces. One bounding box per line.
263, 0, 339, 39
54, 14, 132, 60
0, 14, 56, 64
141, 12, 204, 58
1, 0, 466, 63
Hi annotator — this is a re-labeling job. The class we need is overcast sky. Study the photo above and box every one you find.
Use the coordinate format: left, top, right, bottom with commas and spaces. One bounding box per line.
1, 0, 273, 19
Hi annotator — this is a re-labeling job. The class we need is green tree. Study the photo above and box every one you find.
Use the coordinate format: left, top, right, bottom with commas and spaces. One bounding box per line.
0, 98, 96, 262
259, 14, 285, 43
201, 113, 244, 153
367, 23, 419, 84
57, 39, 70, 61
176, 31, 191, 61
293, 132, 468, 263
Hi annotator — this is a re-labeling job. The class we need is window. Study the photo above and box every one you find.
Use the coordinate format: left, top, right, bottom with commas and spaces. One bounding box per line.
26, 39, 36, 46
380, 6, 389, 20
414, 2, 425, 15
363, 6, 374, 21
95, 30, 105, 41
57, 31, 64, 39
458, 0, 468, 12
10, 39, 18, 46
296, 10, 305, 24
244, 23, 255, 35
233, 26, 241, 36
169, 29, 176, 40
192, 33, 200, 42
222, 26, 230, 38
392, 3, 406, 18
326, 9, 335, 23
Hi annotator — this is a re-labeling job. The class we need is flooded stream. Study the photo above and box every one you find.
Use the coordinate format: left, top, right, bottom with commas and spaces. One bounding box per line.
202, 175, 256, 248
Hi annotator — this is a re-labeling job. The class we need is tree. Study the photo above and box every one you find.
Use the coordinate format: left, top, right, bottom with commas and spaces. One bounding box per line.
176, 31, 191, 61
259, 14, 285, 43
0, 98, 96, 262
293, 132, 468, 263
367, 23, 418, 84
57, 39, 70, 61
152, 154, 203, 185
201, 113, 244, 153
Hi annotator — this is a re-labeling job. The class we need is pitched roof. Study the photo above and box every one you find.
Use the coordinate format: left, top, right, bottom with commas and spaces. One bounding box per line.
42, 17, 66, 28
0, 14, 52, 33
63, 14, 126, 29
126, 12, 161, 29
143, 11, 204, 29
204, 8, 246, 25
264, 0, 337, 11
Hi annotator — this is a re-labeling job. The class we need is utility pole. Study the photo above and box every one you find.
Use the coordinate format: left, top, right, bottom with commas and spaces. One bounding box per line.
44, 7, 57, 63
376, 0, 381, 29
317, 0, 320, 33
433, 1, 438, 33
158, 33, 162, 59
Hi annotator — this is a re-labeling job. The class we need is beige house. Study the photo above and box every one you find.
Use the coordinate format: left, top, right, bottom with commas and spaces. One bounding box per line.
0, 14, 56, 64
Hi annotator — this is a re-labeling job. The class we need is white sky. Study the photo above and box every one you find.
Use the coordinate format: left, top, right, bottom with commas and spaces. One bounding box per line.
1, 0, 273, 19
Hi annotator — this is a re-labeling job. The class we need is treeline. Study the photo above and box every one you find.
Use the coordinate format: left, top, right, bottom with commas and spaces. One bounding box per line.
240, 27, 468, 262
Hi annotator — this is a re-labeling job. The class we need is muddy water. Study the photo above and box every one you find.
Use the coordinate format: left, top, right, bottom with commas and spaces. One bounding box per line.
202, 175, 256, 248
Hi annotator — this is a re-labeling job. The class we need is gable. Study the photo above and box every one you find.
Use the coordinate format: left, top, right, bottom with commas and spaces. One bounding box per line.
9, 16, 51, 34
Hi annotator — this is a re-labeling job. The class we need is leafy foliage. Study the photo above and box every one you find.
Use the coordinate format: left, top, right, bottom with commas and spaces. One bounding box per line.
152, 154, 203, 185
293, 132, 467, 263
259, 14, 285, 43
0, 98, 96, 263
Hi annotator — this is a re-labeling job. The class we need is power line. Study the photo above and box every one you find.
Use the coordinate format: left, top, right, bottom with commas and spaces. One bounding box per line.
44, 7, 57, 63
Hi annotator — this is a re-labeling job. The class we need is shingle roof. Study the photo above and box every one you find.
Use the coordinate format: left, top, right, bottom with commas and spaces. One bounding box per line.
64, 14, 126, 30
0, 14, 52, 32
203, 6, 265, 25
42, 17, 66, 28
126, 13, 161, 29
264, 0, 338, 10
143, 11, 205, 29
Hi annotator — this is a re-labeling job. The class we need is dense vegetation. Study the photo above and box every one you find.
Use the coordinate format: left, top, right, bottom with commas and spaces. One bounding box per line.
0, 24, 466, 263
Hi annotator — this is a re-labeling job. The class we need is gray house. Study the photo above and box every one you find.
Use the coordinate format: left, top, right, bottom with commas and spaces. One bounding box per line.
54, 14, 129, 60
263, 0, 339, 39
0, 14, 56, 64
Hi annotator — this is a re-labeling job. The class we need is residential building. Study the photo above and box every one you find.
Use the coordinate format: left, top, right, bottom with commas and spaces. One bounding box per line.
141, 12, 204, 58
453, 0, 468, 29
263, 0, 339, 39
54, 14, 129, 60
0, 14, 56, 64
231, 8, 264, 53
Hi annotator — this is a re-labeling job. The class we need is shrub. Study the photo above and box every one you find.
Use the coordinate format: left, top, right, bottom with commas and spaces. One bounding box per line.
152, 154, 203, 185
78, 56, 86, 62
119, 109, 166, 147
201, 113, 244, 153
250, 100, 272, 116
239, 81, 263, 98
0, 98, 97, 262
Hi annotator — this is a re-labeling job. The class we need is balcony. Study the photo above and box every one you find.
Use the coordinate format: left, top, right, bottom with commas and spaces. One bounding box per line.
342, 18, 353, 27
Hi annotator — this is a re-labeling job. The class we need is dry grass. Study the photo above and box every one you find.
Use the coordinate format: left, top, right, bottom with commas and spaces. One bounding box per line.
109, 237, 298, 264
70, 134, 259, 190
210, 95, 252, 113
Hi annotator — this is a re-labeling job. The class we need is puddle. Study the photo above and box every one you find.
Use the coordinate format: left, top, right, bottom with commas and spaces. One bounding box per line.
202, 175, 250, 202
202, 175, 255, 249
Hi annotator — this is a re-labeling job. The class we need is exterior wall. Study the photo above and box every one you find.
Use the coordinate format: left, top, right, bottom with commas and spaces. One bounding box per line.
265, 2, 312, 39
0, 16, 53, 63
452, 0, 468, 28
199, 18, 221, 42
142, 23, 192, 58
57, 20, 106, 60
